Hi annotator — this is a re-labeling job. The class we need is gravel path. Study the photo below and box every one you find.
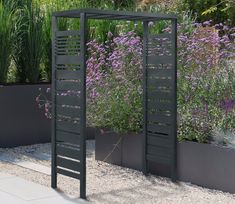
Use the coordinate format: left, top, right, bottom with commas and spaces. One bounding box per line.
0, 141, 235, 204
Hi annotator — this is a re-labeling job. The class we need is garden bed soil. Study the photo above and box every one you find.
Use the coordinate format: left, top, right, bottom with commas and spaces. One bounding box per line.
96, 131, 235, 194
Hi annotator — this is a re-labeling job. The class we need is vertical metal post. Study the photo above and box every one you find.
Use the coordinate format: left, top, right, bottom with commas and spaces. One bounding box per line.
51, 15, 57, 188
80, 12, 87, 199
142, 21, 148, 175
171, 18, 178, 182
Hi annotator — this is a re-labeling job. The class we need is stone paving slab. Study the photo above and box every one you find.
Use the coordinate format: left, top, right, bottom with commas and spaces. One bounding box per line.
0, 177, 58, 201
30, 195, 89, 204
0, 173, 89, 203
0, 191, 28, 204
0, 153, 51, 175
0, 172, 15, 179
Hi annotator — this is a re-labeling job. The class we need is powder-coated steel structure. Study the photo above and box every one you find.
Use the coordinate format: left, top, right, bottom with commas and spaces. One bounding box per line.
51, 9, 177, 199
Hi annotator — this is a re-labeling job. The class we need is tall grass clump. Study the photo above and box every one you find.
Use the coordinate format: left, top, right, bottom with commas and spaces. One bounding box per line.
42, 7, 53, 81
0, 1, 16, 83
14, 0, 44, 83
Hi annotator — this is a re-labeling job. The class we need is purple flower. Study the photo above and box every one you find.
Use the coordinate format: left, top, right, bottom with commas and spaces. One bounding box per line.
203, 20, 212, 26
220, 99, 235, 113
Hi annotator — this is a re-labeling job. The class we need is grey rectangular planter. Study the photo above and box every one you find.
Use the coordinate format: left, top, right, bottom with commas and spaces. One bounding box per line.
96, 131, 235, 194
95, 130, 170, 176
0, 84, 51, 147
95, 130, 122, 165
178, 141, 235, 194
0, 83, 97, 148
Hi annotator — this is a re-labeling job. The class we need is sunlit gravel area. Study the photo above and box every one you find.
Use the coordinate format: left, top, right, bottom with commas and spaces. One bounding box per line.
0, 141, 235, 204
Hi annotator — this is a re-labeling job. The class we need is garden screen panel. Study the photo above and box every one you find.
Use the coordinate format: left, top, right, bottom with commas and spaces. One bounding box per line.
52, 9, 177, 199
51, 20, 86, 198
145, 20, 177, 181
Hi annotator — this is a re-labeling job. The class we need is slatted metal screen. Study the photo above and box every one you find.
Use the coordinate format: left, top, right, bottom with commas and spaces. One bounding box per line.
52, 9, 177, 199
143, 20, 177, 181
51, 14, 86, 198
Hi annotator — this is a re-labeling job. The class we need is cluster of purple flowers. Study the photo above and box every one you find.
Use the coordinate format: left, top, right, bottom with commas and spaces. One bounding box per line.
86, 31, 143, 100
178, 21, 235, 142
35, 19, 235, 140
86, 31, 143, 132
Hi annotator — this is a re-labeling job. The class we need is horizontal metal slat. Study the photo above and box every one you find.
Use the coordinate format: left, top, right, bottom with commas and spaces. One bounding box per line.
56, 41, 80, 47
56, 64, 80, 69
147, 132, 170, 137
56, 70, 81, 80
147, 154, 171, 164
56, 120, 80, 133
147, 124, 170, 135
56, 35, 81, 41
147, 135, 172, 148
56, 52, 80, 56
56, 106, 81, 118
56, 43, 80, 48
147, 145, 172, 156
147, 113, 173, 124
147, 47, 172, 51
56, 48, 80, 53
56, 55, 81, 64
55, 38, 80, 44
147, 68, 174, 77
56, 130, 80, 145
57, 167, 80, 180
56, 30, 80, 37
147, 91, 173, 100
57, 144, 80, 160
147, 101, 173, 111
148, 33, 172, 40
56, 95, 81, 106
147, 79, 174, 87
57, 157, 80, 172
148, 56, 174, 64
56, 80, 81, 91
56, 42, 80, 46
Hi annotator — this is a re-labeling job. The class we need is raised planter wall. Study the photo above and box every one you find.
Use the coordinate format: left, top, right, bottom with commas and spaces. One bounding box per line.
0, 84, 51, 147
96, 131, 235, 194
178, 141, 235, 194
95, 131, 143, 170
0, 84, 97, 147
95, 130, 171, 177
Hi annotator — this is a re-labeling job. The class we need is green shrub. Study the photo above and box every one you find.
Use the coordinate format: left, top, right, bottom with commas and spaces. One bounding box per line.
182, 0, 235, 25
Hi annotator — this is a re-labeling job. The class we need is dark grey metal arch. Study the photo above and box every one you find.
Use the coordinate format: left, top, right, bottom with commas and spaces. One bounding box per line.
51, 9, 177, 199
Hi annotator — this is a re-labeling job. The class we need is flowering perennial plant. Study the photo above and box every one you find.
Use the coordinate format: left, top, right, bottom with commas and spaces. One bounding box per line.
36, 19, 235, 145
87, 31, 143, 133
178, 21, 235, 144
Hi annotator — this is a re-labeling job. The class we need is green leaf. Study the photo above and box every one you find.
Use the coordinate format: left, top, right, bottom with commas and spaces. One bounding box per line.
202, 6, 217, 15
